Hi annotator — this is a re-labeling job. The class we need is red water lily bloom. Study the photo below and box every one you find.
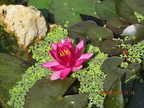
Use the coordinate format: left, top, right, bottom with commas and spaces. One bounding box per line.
42, 37, 93, 80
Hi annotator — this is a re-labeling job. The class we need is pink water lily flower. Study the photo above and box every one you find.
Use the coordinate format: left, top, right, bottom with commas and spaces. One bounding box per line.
42, 37, 93, 80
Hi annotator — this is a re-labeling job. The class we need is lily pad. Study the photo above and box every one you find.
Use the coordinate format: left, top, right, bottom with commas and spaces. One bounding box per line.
68, 20, 98, 42
0, 53, 32, 108
121, 24, 144, 44
101, 56, 142, 91
116, 0, 138, 24
49, 0, 97, 27
96, 0, 119, 20
126, 0, 144, 16
126, 63, 142, 80
106, 18, 129, 34
101, 57, 126, 91
24, 77, 88, 108
28, 0, 52, 17
68, 21, 114, 46
104, 68, 130, 92
104, 79, 124, 108
101, 57, 125, 74
100, 39, 122, 55
86, 27, 114, 46
127, 79, 144, 108
116, 0, 144, 24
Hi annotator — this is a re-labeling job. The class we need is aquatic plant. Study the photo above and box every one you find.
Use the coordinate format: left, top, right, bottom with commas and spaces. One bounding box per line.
120, 40, 144, 63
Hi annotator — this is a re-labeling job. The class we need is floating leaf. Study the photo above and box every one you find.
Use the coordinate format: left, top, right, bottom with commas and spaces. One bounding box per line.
101, 57, 126, 91
24, 77, 88, 108
121, 24, 144, 44
68, 21, 98, 42
127, 79, 144, 108
86, 27, 114, 46
116, 0, 138, 24
69, 21, 114, 46
126, 63, 142, 80
28, 0, 52, 17
104, 79, 124, 108
101, 57, 125, 74
126, 0, 144, 16
104, 69, 130, 91
102, 56, 142, 91
0, 53, 32, 108
106, 18, 129, 34
49, 0, 97, 27
100, 39, 122, 55
96, 0, 119, 20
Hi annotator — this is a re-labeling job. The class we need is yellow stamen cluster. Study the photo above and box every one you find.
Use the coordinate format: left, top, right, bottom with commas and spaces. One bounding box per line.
60, 49, 70, 57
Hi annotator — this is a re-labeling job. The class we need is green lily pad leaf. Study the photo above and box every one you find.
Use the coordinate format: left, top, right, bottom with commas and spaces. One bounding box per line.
116, 0, 138, 24
96, 0, 119, 20
121, 24, 144, 44
106, 18, 129, 34
100, 39, 122, 55
0, 53, 32, 107
127, 79, 144, 108
68, 21, 98, 42
49, 0, 97, 27
61, 94, 88, 108
104, 79, 124, 108
28, 0, 52, 17
86, 27, 114, 46
126, 63, 142, 80
101, 57, 126, 91
24, 77, 88, 108
116, 0, 144, 24
126, 0, 144, 16
104, 69, 130, 91
101, 57, 125, 74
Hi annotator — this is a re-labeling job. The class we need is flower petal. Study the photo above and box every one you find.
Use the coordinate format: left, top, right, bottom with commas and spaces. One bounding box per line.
49, 50, 57, 59
72, 65, 83, 72
49, 50, 66, 65
67, 51, 75, 63
77, 53, 94, 61
75, 40, 85, 59
60, 39, 65, 44
76, 40, 85, 54
58, 41, 63, 47
51, 43, 57, 51
60, 68, 72, 79
42, 61, 59, 68
66, 42, 73, 50
65, 38, 72, 45
49, 65, 65, 71
73, 60, 83, 67
50, 71, 61, 80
